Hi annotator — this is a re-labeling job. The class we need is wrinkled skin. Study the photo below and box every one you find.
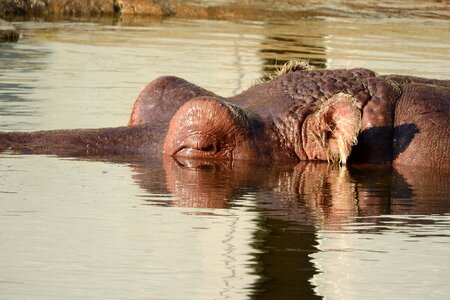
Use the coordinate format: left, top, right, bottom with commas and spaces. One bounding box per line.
1, 68, 449, 168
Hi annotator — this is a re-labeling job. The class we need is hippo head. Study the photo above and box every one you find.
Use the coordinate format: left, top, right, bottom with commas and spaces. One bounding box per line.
2, 63, 448, 168
163, 96, 272, 161
163, 93, 362, 164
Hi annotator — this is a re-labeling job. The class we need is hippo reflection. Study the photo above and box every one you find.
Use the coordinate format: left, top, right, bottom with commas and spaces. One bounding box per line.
132, 158, 450, 227
1, 61, 449, 168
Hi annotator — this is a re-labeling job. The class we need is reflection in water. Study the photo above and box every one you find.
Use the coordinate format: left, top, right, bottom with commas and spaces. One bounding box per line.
129, 157, 450, 298
259, 32, 328, 76
257, 21, 329, 80
1, 152, 449, 298
135, 158, 449, 223
0, 42, 50, 129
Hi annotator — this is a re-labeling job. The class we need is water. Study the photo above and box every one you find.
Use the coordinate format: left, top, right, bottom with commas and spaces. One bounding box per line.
1, 16, 449, 299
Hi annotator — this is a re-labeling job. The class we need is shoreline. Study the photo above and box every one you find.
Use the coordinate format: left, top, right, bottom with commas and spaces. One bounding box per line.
0, 19, 20, 43
1, 0, 449, 21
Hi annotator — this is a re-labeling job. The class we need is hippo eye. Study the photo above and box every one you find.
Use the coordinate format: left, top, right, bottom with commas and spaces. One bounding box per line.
201, 145, 215, 152
174, 133, 222, 157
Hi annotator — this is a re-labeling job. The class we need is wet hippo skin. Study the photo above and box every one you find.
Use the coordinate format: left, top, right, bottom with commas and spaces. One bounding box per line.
1, 64, 449, 168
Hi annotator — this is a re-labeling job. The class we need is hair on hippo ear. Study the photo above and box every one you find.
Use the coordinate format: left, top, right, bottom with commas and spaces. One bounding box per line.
259, 59, 316, 83
301, 93, 362, 164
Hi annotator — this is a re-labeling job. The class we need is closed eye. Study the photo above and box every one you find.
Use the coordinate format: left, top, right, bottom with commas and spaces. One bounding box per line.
200, 144, 216, 152
172, 134, 222, 158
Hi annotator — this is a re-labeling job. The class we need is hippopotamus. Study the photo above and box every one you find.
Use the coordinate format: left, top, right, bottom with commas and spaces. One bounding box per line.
1, 61, 449, 168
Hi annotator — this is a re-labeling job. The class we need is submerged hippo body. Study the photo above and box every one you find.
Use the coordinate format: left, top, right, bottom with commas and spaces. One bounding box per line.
1, 66, 449, 168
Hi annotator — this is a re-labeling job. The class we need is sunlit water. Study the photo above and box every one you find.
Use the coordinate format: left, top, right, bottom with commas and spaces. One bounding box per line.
0, 16, 449, 299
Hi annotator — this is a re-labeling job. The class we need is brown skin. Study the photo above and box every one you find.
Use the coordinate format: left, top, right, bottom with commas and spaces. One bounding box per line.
0, 124, 167, 157
161, 69, 450, 167
1, 68, 449, 168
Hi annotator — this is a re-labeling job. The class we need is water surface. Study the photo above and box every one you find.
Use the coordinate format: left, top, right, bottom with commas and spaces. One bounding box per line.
0, 17, 449, 299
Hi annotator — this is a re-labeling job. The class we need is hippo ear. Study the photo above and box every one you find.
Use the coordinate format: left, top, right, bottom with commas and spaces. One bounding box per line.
301, 93, 362, 164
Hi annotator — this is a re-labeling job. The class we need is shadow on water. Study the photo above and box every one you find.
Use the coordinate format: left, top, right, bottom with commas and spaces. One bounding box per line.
260, 35, 327, 68
257, 21, 328, 81
106, 155, 450, 298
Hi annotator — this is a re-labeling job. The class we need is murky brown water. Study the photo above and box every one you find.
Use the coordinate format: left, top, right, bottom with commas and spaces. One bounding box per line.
0, 16, 449, 299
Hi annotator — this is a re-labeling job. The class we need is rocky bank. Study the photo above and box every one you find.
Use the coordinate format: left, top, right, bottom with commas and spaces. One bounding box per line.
0, 19, 20, 43
0, 0, 448, 20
